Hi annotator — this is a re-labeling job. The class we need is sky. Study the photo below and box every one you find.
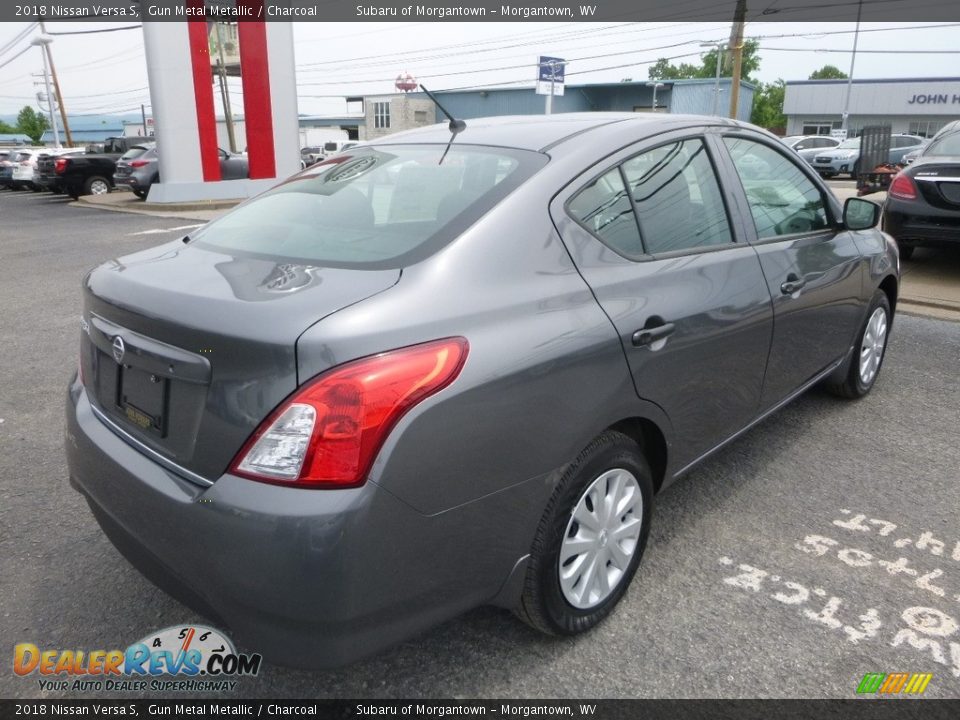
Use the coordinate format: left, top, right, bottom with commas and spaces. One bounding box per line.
1, 21, 959, 119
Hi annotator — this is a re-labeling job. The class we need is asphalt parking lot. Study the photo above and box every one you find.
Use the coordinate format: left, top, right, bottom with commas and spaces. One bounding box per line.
1, 188, 959, 700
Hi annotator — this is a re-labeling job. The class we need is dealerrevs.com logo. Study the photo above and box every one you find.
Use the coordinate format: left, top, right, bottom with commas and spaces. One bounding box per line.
14, 625, 262, 693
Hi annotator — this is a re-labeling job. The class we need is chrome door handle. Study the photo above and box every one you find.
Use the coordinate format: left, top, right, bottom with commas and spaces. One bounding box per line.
780, 275, 807, 295
632, 323, 676, 347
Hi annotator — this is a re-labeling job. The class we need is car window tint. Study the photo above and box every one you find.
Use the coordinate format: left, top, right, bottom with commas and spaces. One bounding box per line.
567, 168, 643, 256
191, 145, 546, 269
724, 137, 830, 239
622, 138, 732, 254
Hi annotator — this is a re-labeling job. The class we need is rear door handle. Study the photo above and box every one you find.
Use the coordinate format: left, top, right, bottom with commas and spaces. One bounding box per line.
780, 275, 807, 295
632, 323, 676, 347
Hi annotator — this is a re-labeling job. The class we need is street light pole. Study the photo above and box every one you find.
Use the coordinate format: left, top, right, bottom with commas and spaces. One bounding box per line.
646, 81, 664, 112
701, 41, 725, 116
30, 34, 60, 147
841, 0, 863, 134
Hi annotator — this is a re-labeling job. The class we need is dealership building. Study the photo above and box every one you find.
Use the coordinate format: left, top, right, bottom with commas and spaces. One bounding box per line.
783, 77, 960, 138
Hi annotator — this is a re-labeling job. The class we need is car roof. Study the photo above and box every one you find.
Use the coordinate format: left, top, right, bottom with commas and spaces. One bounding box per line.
369, 113, 746, 152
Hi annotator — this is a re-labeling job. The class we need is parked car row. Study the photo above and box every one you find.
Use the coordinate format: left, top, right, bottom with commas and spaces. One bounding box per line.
1, 139, 250, 200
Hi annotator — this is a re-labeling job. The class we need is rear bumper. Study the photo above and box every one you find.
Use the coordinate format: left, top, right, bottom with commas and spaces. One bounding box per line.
883, 200, 960, 244
66, 379, 535, 669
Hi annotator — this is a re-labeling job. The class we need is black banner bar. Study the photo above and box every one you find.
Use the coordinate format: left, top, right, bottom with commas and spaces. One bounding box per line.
4, 0, 960, 23
2, 700, 960, 720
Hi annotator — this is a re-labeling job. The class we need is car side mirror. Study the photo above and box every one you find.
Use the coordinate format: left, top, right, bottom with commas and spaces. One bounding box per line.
843, 197, 880, 230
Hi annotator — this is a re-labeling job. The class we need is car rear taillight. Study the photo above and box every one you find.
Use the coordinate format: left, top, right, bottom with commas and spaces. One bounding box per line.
54, 158, 69, 174
889, 173, 918, 200
230, 338, 469, 488
129, 160, 150, 168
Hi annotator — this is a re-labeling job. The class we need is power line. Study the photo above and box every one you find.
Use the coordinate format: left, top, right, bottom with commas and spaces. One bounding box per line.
46, 25, 142, 36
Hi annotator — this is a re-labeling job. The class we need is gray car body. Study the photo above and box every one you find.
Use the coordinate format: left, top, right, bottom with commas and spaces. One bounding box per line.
66, 113, 899, 668
114, 143, 249, 197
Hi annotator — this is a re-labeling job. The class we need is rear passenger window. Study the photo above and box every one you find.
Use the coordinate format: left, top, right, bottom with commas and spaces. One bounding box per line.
724, 137, 830, 239
567, 168, 643, 257
622, 138, 733, 254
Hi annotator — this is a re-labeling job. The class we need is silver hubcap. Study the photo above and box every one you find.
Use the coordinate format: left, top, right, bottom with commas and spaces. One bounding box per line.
559, 468, 643, 609
90, 180, 109, 195
859, 307, 888, 386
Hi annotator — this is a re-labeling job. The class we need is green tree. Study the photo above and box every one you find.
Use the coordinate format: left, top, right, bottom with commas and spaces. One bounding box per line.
16, 106, 48, 143
649, 39, 761, 82
0, 119, 18, 134
751, 79, 786, 129
809, 65, 848, 80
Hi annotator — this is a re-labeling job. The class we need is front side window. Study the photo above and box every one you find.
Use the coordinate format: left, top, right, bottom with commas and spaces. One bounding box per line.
724, 137, 830, 239
191, 145, 546, 269
374, 102, 391, 129
622, 138, 732, 254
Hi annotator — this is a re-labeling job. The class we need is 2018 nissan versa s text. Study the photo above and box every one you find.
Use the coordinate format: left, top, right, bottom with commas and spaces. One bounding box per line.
66, 114, 899, 668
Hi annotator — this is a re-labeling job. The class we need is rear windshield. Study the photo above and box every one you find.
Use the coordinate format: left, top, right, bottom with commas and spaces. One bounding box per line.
925, 131, 960, 157
837, 138, 860, 149
191, 144, 547, 269
120, 147, 150, 160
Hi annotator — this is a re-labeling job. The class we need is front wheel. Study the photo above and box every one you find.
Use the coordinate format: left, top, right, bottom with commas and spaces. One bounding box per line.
826, 289, 891, 399
515, 431, 653, 635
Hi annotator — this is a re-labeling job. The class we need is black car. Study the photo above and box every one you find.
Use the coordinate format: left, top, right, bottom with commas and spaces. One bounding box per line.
883, 120, 960, 259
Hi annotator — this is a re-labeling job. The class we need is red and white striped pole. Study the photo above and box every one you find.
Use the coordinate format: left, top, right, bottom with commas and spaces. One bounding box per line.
142, 11, 298, 202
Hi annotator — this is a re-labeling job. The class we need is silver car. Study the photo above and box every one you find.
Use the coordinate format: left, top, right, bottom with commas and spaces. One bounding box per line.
780, 134, 840, 163
67, 113, 898, 669
812, 134, 926, 178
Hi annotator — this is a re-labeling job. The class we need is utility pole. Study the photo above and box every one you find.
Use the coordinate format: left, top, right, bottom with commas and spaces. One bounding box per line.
141, 104, 149, 137
30, 35, 60, 147
38, 21, 72, 146
728, 0, 747, 120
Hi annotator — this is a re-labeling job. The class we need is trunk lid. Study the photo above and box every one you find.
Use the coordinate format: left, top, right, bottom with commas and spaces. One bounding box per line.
81, 240, 400, 481
910, 158, 960, 209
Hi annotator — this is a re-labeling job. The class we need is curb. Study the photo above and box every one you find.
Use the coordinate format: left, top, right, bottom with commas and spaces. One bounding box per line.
74, 193, 240, 219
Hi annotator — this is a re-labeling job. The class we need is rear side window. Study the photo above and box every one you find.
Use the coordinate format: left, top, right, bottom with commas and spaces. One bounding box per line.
622, 138, 732, 254
724, 137, 830, 239
568, 137, 733, 257
192, 145, 547, 269
567, 168, 642, 256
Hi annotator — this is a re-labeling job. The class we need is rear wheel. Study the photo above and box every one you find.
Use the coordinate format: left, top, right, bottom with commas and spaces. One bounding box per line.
826, 289, 891, 399
84, 176, 111, 196
133, 189, 146, 199
516, 431, 653, 635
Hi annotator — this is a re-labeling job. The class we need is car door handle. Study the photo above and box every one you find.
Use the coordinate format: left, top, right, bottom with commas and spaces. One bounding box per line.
632, 323, 676, 347
780, 275, 807, 295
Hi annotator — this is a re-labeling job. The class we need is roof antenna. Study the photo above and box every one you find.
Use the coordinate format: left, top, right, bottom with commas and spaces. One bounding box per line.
419, 84, 466, 134
419, 84, 466, 165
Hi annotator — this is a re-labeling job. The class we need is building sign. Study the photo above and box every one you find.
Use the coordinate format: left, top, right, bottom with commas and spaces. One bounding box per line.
536, 56, 565, 96
907, 93, 960, 105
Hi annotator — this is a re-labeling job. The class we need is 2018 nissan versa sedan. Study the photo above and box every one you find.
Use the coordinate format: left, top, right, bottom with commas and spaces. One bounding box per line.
66, 113, 899, 669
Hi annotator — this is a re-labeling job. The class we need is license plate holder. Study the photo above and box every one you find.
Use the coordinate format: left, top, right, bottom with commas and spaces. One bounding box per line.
117, 366, 168, 436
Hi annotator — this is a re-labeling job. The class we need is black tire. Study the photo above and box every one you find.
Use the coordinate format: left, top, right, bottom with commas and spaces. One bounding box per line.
826, 289, 892, 399
133, 189, 146, 200
515, 430, 653, 636
83, 176, 111, 196
897, 243, 915, 261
